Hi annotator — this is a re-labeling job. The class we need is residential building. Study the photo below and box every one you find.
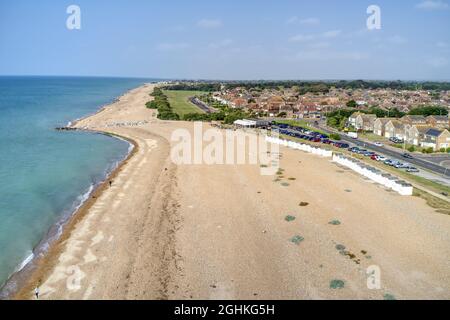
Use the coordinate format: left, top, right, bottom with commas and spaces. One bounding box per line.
401, 115, 427, 126
420, 128, 450, 150
373, 118, 395, 136
405, 125, 431, 146
426, 115, 449, 129
348, 112, 363, 128
384, 120, 406, 140
355, 114, 377, 131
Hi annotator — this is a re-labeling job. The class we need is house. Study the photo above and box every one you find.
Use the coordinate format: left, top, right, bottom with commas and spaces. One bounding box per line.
401, 115, 427, 126
373, 118, 395, 136
355, 114, 377, 131
426, 115, 449, 129
405, 125, 431, 146
231, 98, 247, 109
348, 112, 363, 128
420, 128, 450, 151
266, 96, 285, 114
384, 120, 406, 140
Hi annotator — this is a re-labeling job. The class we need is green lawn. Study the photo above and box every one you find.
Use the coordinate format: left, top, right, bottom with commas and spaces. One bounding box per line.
162, 90, 206, 117
358, 132, 388, 143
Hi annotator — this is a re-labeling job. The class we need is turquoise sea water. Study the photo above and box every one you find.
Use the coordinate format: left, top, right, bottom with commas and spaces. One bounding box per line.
0, 76, 150, 291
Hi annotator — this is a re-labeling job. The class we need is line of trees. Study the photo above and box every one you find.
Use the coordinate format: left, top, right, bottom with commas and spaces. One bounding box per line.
146, 88, 180, 120
161, 83, 221, 92
223, 80, 450, 92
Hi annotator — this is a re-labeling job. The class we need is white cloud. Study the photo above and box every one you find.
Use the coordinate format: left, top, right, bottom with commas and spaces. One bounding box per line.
294, 50, 368, 61
209, 39, 233, 49
286, 16, 299, 24
289, 34, 315, 42
322, 30, 342, 38
307, 42, 330, 49
286, 16, 320, 26
416, 0, 449, 10
289, 30, 341, 43
156, 43, 190, 51
197, 19, 223, 29
388, 35, 408, 44
427, 57, 448, 67
300, 17, 320, 25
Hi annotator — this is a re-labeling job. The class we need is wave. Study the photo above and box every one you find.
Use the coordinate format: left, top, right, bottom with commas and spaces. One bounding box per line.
0, 134, 134, 299
14, 252, 34, 274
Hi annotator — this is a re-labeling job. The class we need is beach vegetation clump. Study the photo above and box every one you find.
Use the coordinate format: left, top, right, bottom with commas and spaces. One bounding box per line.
290, 235, 304, 245
328, 220, 341, 225
383, 293, 396, 300
285, 215, 296, 222
330, 279, 345, 289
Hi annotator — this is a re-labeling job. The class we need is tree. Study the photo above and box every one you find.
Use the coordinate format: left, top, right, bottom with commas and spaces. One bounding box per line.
346, 100, 357, 108
408, 105, 448, 116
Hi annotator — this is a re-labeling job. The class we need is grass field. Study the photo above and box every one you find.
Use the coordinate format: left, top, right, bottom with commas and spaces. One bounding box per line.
163, 90, 206, 117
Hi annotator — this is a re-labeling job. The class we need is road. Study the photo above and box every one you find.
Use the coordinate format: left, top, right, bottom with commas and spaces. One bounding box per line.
314, 124, 450, 178
189, 97, 217, 114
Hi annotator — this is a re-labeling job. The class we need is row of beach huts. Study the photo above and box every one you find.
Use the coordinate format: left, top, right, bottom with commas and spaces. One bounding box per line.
265, 135, 414, 196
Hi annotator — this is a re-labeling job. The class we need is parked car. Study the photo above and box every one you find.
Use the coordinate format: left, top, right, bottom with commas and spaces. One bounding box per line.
394, 162, 406, 169
374, 142, 383, 147
406, 167, 419, 173
402, 153, 413, 159
389, 137, 404, 144
375, 155, 387, 162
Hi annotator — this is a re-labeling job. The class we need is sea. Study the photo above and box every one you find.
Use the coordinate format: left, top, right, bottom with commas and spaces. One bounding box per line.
0, 76, 152, 294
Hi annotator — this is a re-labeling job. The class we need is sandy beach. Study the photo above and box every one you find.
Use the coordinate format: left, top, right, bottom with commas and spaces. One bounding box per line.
14, 84, 450, 300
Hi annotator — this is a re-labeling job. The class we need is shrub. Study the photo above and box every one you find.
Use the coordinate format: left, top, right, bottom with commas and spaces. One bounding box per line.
439, 148, 446, 153
407, 145, 416, 152
146, 101, 158, 109
330, 133, 341, 140
447, 147, 450, 153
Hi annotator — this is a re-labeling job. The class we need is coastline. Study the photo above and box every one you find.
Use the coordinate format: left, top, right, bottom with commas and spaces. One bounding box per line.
2, 87, 144, 300
7, 82, 450, 300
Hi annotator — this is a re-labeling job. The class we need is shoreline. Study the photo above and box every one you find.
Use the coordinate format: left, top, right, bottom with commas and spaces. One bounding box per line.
1, 86, 145, 300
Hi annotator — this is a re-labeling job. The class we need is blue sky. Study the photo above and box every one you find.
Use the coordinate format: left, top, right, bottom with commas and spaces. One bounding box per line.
0, 0, 449, 80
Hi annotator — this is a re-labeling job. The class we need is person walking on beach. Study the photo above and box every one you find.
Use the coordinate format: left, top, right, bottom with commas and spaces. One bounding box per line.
35, 286, 40, 300
109, 180, 113, 187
